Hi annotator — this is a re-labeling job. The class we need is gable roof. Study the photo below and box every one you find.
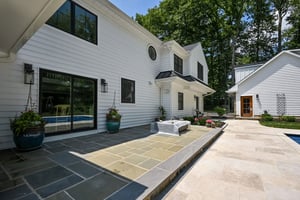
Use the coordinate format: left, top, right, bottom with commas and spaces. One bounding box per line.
183, 43, 200, 51
226, 49, 300, 93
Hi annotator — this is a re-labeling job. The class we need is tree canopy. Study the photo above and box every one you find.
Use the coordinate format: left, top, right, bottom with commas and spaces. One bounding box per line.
136, 0, 300, 110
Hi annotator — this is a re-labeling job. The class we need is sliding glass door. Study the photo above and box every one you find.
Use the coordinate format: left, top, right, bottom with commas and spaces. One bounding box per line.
40, 69, 96, 135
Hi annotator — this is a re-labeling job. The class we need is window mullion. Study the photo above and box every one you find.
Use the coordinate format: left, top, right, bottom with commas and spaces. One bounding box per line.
71, 2, 75, 35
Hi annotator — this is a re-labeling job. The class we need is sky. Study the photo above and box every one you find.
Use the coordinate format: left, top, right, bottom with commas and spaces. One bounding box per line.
109, 0, 161, 17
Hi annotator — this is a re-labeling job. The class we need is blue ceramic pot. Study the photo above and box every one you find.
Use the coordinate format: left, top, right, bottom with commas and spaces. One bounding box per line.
13, 127, 45, 151
106, 121, 120, 133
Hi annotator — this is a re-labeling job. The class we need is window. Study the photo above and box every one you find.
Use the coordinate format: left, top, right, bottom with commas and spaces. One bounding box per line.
178, 92, 184, 110
174, 54, 183, 74
195, 96, 199, 110
121, 78, 135, 103
148, 46, 157, 61
40, 69, 97, 135
197, 62, 203, 81
47, 0, 97, 44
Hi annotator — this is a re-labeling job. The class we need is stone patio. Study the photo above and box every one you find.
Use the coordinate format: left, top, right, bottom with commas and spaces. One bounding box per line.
0, 124, 224, 200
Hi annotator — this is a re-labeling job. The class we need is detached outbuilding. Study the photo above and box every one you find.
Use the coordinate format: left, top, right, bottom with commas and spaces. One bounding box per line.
227, 50, 300, 118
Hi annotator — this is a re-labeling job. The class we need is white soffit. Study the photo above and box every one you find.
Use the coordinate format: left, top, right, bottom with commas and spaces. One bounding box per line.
0, 0, 65, 62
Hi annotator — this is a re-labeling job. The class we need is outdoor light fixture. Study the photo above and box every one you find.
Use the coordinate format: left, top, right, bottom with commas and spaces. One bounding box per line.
101, 79, 108, 93
24, 63, 34, 84
256, 94, 259, 99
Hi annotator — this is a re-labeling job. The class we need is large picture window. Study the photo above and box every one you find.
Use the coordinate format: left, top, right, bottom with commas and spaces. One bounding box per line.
174, 54, 183, 74
121, 78, 135, 103
198, 62, 204, 81
178, 92, 184, 110
47, 0, 97, 44
40, 69, 97, 135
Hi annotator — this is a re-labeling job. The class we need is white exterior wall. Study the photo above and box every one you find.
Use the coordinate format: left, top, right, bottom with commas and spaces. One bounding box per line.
160, 48, 171, 71
236, 54, 300, 117
235, 66, 259, 84
0, 1, 162, 149
187, 45, 209, 84
169, 82, 202, 118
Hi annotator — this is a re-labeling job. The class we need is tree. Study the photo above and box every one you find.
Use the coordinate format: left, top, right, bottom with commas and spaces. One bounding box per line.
283, 0, 300, 49
271, 0, 289, 52
136, 0, 294, 109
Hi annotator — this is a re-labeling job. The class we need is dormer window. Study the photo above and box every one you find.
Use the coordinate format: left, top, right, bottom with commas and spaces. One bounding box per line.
174, 54, 183, 74
197, 62, 203, 81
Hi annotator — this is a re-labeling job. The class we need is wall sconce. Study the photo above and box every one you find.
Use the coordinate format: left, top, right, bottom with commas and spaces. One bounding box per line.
101, 79, 108, 93
256, 94, 259, 99
24, 63, 34, 84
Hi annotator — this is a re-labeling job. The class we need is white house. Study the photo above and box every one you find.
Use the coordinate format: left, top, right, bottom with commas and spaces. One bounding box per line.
0, 0, 214, 150
227, 50, 300, 118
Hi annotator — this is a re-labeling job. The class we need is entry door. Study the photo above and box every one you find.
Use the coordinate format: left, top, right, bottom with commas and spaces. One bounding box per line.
241, 96, 253, 117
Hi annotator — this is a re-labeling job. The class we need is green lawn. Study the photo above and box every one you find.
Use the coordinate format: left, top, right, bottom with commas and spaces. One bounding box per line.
260, 121, 300, 129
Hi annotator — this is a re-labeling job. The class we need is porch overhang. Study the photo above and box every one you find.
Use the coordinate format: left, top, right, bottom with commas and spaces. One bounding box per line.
0, 0, 65, 62
155, 71, 215, 95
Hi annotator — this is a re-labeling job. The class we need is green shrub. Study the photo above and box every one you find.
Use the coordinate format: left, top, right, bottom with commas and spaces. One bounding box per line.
199, 117, 207, 125
214, 120, 225, 128
214, 106, 226, 117
280, 115, 296, 122
261, 113, 273, 121
183, 116, 195, 124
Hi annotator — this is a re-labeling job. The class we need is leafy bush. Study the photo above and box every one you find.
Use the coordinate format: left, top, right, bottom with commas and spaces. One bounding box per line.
10, 110, 46, 136
214, 106, 226, 117
106, 108, 121, 122
198, 117, 207, 125
183, 116, 195, 124
261, 113, 273, 121
214, 120, 225, 128
280, 115, 296, 122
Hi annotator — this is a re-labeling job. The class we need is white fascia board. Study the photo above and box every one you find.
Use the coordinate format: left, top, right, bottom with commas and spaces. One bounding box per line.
0, 0, 66, 62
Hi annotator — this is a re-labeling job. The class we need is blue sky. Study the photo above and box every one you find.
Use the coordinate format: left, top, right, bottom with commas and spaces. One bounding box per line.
109, 0, 161, 17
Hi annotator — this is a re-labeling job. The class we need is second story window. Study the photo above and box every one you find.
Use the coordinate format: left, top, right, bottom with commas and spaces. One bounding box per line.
174, 54, 183, 74
197, 62, 203, 81
47, 0, 97, 44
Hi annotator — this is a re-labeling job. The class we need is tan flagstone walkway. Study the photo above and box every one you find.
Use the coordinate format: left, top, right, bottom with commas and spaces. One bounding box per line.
164, 120, 300, 200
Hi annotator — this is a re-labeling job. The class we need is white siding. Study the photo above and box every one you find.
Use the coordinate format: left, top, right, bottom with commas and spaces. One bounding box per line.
236, 54, 300, 116
0, 1, 162, 149
169, 82, 202, 118
187, 44, 209, 84
235, 66, 258, 84
160, 48, 171, 72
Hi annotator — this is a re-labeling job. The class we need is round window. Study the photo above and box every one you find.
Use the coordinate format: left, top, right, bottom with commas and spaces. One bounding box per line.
148, 46, 157, 61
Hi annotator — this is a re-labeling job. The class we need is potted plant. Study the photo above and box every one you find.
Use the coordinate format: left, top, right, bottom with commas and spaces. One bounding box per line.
10, 109, 46, 151
106, 107, 121, 133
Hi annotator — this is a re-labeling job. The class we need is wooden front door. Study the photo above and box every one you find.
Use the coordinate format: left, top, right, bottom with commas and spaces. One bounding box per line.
241, 96, 253, 117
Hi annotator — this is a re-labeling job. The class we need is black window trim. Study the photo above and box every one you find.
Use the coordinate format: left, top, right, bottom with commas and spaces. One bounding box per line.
121, 78, 136, 104
178, 92, 184, 110
47, 0, 98, 45
174, 54, 183, 74
197, 62, 204, 81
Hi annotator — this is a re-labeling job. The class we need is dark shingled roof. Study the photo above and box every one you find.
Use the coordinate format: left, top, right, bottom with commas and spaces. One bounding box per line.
155, 70, 209, 87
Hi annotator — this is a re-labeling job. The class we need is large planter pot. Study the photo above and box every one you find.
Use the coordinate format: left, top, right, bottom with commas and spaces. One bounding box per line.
13, 127, 45, 151
106, 121, 120, 133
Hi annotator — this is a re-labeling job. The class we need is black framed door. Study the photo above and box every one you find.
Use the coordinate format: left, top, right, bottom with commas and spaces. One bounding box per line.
40, 69, 97, 135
